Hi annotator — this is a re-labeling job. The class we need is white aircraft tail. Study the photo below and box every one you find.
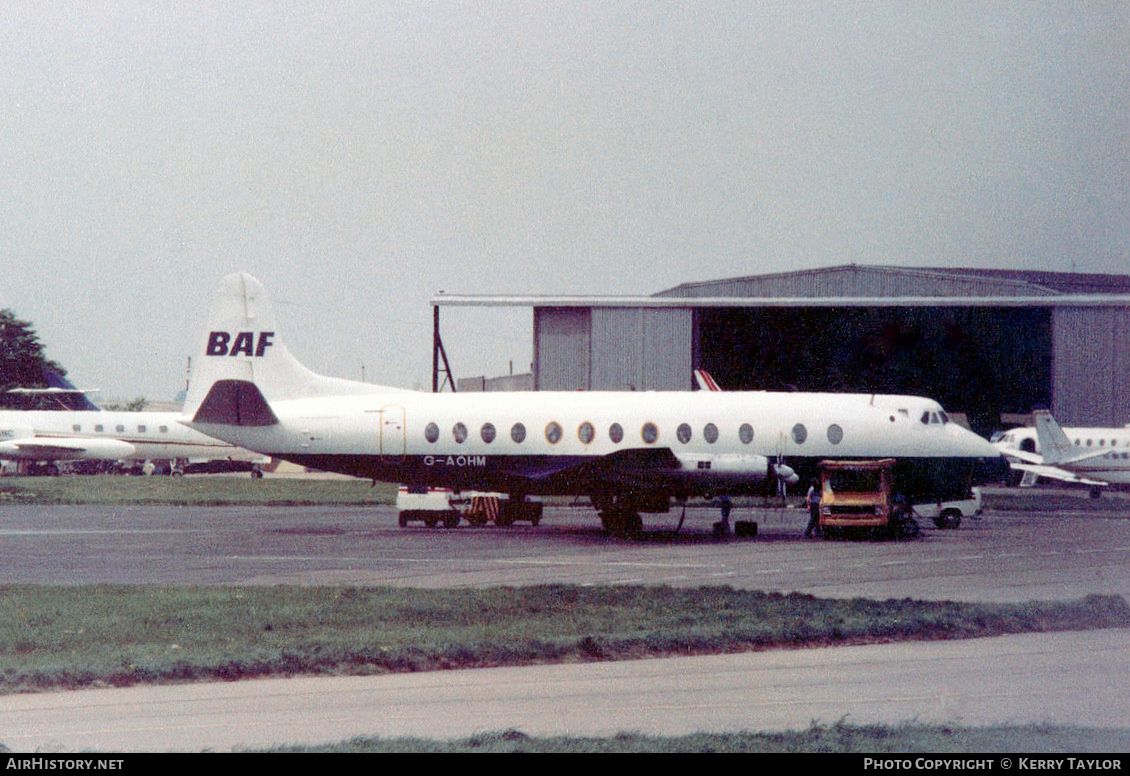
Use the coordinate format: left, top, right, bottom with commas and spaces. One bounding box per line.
693, 369, 721, 391
1032, 410, 1078, 465
184, 273, 395, 426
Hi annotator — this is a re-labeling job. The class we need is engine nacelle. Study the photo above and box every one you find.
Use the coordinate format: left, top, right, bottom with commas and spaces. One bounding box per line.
0, 427, 136, 461
674, 453, 772, 483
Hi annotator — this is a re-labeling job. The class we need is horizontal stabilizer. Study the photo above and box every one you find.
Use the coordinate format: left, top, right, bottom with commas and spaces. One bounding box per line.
1008, 461, 1108, 487
191, 379, 279, 427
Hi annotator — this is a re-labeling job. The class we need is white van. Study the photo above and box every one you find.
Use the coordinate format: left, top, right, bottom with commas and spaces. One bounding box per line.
912, 488, 982, 529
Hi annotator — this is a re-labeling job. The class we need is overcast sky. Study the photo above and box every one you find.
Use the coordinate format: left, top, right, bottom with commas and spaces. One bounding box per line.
1, 1, 1127, 401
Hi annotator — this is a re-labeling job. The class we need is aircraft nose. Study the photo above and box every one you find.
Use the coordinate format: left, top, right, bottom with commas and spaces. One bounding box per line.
952, 426, 1010, 484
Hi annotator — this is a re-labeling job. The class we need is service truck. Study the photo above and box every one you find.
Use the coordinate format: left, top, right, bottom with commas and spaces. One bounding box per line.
818, 459, 919, 539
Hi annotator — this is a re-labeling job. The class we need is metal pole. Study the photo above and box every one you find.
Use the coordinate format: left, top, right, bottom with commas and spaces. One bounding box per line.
432, 306, 440, 393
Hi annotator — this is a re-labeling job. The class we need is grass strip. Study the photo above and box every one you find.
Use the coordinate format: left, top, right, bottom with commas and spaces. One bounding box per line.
0, 476, 398, 505
253, 722, 1130, 753
1, 585, 1126, 694
980, 491, 1130, 513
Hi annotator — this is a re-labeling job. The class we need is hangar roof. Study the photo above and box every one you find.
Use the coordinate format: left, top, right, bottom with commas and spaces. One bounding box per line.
657, 264, 1130, 299
432, 265, 1130, 309
914, 267, 1130, 295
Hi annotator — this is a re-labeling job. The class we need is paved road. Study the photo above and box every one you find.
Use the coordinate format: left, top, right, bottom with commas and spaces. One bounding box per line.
2, 497, 1129, 751
4, 629, 1128, 752
1, 501, 1128, 602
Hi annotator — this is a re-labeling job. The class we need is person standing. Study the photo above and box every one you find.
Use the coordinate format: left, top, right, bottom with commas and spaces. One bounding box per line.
711, 494, 733, 538
805, 478, 822, 538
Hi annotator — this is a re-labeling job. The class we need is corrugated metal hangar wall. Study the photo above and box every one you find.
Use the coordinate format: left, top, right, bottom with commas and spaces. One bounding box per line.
525, 266, 1130, 430
535, 307, 694, 392
1052, 306, 1130, 426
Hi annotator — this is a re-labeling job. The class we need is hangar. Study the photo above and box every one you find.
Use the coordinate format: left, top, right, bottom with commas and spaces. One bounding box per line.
433, 265, 1130, 432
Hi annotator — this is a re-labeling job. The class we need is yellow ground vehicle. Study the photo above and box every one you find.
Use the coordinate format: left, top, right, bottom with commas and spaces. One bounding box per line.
818, 459, 919, 539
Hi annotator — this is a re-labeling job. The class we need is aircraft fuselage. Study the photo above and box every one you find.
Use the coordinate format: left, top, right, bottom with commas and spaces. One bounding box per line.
190, 389, 1005, 505
0, 409, 265, 467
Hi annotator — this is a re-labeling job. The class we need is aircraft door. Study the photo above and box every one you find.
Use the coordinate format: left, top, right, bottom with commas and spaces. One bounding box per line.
379, 405, 406, 459
298, 417, 335, 452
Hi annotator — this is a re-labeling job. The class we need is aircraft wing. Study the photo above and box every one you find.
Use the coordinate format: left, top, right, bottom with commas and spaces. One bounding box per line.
1046, 448, 1120, 466
498, 447, 684, 490
1000, 448, 1044, 465
1001, 444, 1112, 468
573, 447, 684, 488
1007, 461, 1108, 488
0, 437, 136, 461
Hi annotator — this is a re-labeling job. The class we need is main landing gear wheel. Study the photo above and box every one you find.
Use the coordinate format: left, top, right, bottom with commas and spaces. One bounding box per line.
496, 500, 544, 527
600, 510, 643, 539
933, 509, 961, 529
893, 516, 920, 539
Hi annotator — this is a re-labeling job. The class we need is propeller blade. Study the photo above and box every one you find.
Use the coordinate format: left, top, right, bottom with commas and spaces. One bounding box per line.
772, 463, 799, 484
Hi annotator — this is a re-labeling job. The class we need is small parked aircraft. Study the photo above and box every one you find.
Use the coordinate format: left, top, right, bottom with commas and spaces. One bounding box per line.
994, 409, 1130, 496
0, 408, 270, 476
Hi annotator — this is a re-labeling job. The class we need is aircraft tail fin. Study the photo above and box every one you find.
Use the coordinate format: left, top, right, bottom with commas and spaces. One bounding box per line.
7, 371, 102, 411
43, 371, 103, 411
693, 369, 722, 391
1032, 410, 1077, 464
184, 273, 395, 424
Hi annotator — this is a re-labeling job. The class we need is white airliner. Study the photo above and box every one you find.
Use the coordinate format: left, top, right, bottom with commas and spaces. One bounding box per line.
182, 273, 1007, 533
994, 410, 1130, 495
0, 409, 270, 476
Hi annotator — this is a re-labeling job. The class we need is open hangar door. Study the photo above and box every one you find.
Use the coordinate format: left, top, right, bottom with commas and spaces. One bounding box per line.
696, 306, 1052, 436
